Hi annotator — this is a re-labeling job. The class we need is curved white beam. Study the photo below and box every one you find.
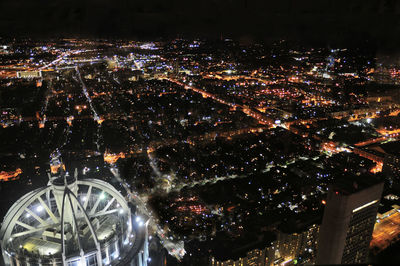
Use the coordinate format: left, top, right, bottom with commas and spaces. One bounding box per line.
1, 178, 132, 266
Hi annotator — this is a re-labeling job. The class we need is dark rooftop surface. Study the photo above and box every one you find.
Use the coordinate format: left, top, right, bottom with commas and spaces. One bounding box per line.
331, 173, 383, 196
378, 140, 400, 156
278, 212, 322, 234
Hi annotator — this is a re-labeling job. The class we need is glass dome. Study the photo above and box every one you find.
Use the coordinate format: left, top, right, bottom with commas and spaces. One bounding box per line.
0, 153, 148, 266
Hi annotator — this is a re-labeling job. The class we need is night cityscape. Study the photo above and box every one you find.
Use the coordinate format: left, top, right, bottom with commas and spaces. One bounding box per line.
1, 1, 400, 266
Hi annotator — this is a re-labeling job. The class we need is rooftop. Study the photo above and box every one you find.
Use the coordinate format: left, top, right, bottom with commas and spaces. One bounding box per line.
378, 140, 400, 156
330, 173, 383, 196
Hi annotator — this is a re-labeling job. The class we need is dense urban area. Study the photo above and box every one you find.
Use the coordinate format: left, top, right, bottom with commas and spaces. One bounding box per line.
1, 38, 400, 265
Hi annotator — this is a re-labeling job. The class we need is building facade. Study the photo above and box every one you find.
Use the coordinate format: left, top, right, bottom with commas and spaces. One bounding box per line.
316, 177, 384, 264
16, 71, 42, 78
210, 223, 319, 266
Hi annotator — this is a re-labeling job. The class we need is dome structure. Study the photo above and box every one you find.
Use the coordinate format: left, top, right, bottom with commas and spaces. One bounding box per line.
0, 152, 149, 266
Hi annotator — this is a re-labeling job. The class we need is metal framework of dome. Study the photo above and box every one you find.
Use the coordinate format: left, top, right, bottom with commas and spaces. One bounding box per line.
0, 151, 149, 266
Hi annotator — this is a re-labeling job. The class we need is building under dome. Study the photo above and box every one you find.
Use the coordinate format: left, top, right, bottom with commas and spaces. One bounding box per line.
0, 151, 149, 266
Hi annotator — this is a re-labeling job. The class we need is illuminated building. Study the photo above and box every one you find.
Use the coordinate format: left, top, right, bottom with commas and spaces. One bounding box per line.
316, 176, 384, 264
210, 248, 270, 266
210, 223, 319, 266
16, 71, 42, 78
0, 151, 149, 266
275, 223, 319, 263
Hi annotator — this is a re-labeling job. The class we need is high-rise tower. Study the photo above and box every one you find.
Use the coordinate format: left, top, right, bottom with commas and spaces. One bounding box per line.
316, 176, 384, 264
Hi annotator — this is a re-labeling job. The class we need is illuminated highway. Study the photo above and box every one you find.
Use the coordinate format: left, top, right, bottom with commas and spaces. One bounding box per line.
75, 66, 101, 123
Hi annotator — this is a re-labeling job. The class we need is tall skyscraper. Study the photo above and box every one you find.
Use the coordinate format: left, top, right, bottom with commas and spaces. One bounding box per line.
316, 176, 384, 264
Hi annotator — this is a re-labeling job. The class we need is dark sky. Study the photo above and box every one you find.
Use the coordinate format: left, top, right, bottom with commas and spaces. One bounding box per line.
1, 0, 400, 47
